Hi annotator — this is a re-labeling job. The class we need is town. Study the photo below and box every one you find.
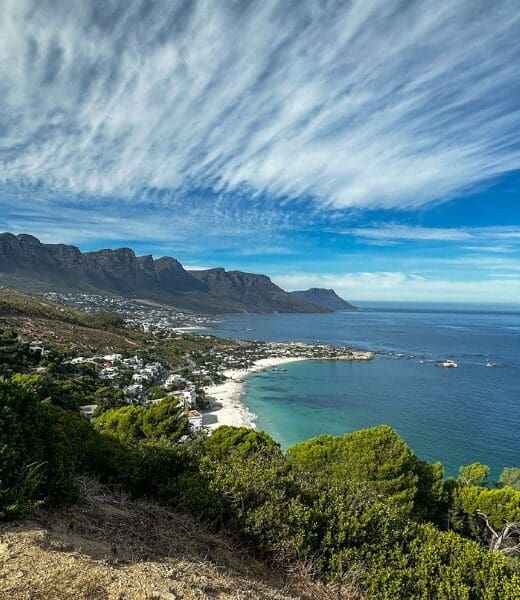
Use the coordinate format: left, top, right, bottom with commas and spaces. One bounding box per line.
43, 292, 213, 336
9, 329, 372, 433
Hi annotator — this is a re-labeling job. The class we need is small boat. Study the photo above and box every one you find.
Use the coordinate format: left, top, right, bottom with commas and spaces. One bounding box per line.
486, 362, 497, 368
440, 360, 458, 368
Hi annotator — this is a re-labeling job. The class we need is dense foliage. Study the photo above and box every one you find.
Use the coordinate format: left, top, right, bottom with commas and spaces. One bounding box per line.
1, 374, 519, 597
93, 396, 189, 443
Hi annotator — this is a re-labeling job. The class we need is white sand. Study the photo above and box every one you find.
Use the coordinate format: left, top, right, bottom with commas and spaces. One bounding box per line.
202, 356, 306, 430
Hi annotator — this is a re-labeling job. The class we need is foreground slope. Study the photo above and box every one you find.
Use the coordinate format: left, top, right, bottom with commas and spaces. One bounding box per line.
0, 478, 339, 600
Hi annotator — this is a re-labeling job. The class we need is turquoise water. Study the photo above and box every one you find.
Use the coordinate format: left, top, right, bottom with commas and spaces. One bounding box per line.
201, 304, 520, 478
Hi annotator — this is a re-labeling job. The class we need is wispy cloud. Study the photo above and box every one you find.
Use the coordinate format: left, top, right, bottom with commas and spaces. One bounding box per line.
344, 224, 520, 244
344, 225, 473, 242
1, 0, 519, 211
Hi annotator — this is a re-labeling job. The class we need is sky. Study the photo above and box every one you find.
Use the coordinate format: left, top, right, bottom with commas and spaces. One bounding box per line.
0, 0, 519, 303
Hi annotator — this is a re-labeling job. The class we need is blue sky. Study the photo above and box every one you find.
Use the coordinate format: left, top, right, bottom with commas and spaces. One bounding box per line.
0, 1, 519, 302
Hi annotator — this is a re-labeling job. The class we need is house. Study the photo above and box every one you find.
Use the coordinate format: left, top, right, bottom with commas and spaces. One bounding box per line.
100, 366, 119, 380
70, 356, 87, 364
164, 373, 185, 388
28, 340, 49, 355
187, 409, 203, 429
79, 404, 98, 419
103, 353, 122, 363
132, 372, 150, 383
123, 383, 143, 397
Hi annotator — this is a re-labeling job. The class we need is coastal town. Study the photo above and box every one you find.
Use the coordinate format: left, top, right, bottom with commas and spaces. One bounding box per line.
12, 296, 373, 432
55, 337, 371, 430
43, 292, 213, 335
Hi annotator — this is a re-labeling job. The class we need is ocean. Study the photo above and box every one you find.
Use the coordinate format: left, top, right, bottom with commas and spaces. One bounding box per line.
200, 303, 520, 479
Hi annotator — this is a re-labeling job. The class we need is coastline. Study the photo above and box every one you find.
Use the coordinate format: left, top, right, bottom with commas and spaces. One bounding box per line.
202, 356, 306, 430
201, 351, 373, 430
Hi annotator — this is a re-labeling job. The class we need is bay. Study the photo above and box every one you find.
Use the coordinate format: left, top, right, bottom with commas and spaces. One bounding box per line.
200, 303, 520, 478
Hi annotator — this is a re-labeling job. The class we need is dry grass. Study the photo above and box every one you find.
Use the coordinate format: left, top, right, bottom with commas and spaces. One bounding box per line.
0, 478, 361, 600
0, 286, 139, 353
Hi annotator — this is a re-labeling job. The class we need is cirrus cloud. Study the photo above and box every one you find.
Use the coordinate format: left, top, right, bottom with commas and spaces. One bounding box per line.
0, 0, 519, 211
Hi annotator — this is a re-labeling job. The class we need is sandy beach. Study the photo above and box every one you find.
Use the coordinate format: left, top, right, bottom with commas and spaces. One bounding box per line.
202, 356, 306, 430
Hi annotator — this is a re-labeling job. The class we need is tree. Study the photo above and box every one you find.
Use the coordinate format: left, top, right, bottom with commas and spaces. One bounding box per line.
93, 397, 188, 444
141, 396, 188, 442
93, 385, 126, 413
93, 405, 145, 443
458, 463, 489, 487
498, 467, 520, 491
288, 426, 421, 512
205, 426, 281, 460
0, 375, 75, 518
476, 510, 520, 555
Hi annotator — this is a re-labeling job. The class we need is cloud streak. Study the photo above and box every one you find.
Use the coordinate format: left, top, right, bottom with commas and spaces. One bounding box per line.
343, 225, 520, 249
1, 0, 519, 211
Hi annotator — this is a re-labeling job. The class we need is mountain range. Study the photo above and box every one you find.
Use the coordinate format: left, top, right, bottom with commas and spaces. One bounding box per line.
0, 233, 355, 314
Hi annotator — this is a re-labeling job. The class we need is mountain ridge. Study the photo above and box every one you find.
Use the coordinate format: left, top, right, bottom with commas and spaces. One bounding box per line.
0, 233, 349, 315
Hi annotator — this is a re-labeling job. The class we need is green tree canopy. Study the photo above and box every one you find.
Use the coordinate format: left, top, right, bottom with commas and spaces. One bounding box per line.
498, 467, 520, 491
141, 396, 188, 441
0, 375, 74, 518
93, 397, 188, 444
458, 463, 490, 487
288, 425, 421, 511
204, 426, 281, 460
93, 405, 146, 443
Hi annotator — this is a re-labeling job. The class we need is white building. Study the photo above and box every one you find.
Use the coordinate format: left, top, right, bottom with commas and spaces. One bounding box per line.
123, 384, 143, 397
187, 410, 203, 429
132, 372, 150, 383
79, 404, 98, 419
103, 353, 122, 363
164, 373, 185, 388
100, 367, 119, 380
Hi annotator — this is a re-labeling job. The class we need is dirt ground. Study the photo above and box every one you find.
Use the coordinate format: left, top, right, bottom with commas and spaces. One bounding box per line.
0, 478, 355, 600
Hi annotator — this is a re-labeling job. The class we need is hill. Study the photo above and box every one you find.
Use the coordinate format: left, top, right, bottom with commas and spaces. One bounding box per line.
289, 288, 357, 311
0, 233, 327, 315
0, 478, 338, 600
1, 287, 519, 598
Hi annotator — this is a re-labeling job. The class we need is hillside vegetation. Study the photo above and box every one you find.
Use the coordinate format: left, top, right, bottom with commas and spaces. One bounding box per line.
0, 477, 335, 600
0, 289, 519, 598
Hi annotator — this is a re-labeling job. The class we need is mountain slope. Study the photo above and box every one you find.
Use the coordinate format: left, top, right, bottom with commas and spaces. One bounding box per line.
290, 288, 357, 311
0, 233, 327, 314
189, 268, 329, 314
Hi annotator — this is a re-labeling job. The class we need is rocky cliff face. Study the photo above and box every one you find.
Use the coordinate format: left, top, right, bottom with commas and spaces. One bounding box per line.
289, 288, 356, 311
190, 268, 328, 313
0, 232, 329, 314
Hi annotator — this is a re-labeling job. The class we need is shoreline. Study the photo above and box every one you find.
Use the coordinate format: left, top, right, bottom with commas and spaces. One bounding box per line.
201, 352, 372, 430
201, 356, 306, 430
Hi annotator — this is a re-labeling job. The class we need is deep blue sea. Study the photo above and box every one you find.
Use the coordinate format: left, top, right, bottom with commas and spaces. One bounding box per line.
200, 303, 520, 479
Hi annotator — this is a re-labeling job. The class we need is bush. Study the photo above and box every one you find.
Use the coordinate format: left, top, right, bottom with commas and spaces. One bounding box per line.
93, 397, 188, 444
2, 373, 519, 598
287, 425, 444, 518
0, 375, 75, 518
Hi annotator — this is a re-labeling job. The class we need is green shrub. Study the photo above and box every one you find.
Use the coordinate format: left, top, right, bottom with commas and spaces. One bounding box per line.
287, 425, 444, 518
0, 375, 75, 518
93, 397, 188, 444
